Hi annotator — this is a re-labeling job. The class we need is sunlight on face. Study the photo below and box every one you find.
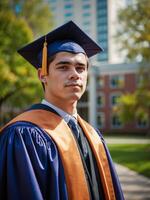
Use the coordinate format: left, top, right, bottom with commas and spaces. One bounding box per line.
42, 52, 88, 108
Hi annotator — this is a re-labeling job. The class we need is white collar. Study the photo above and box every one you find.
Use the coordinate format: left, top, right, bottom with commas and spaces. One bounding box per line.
41, 99, 77, 123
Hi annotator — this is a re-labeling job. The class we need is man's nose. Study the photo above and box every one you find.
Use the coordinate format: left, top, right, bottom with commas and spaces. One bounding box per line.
68, 68, 80, 79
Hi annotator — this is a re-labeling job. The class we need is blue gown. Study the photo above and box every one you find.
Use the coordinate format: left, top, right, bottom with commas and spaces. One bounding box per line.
0, 122, 68, 200
0, 105, 124, 200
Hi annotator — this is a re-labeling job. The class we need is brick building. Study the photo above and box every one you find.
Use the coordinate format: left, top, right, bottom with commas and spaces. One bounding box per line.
78, 62, 149, 134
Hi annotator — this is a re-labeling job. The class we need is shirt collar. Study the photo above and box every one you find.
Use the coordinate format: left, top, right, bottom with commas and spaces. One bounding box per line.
41, 99, 77, 123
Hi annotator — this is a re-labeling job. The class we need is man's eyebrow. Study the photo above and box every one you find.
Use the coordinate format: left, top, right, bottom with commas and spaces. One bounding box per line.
55, 61, 86, 66
55, 61, 71, 65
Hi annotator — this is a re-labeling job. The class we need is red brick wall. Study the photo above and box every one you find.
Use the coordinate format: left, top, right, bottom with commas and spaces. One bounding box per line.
96, 73, 149, 134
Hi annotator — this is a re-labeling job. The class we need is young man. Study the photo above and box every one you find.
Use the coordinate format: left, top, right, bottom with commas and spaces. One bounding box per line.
0, 21, 124, 200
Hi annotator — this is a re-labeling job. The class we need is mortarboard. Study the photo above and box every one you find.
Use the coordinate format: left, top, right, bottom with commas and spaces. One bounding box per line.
18, 20, 103, 75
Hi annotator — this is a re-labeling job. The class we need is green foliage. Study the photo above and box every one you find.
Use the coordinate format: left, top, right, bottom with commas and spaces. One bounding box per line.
0, 10, 43, 124
0, 0, 53, 125
0, 0, 53, 36
117, 66, 150, 121
117, 0, 150, 62
108, 144, 150, 178
116, 1, 150, 132
116, 94, 136, 122
0, 10, 32, 63
0, 9, 34, 100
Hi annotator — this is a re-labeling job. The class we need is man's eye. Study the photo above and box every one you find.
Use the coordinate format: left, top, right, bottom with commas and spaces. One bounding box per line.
76, 66, 85, 72
57, 66, 68, 70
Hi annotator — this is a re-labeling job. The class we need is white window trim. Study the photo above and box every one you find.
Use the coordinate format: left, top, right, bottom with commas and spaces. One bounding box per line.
109, 74, 124, 89
96, 92, 105, 108
136, 119, 149, 129
97, 112, 105, 129
111, 114, 123, 129
110, 92, 122, 107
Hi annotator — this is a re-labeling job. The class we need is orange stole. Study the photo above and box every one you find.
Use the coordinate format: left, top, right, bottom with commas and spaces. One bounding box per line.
1, 110, 116, 200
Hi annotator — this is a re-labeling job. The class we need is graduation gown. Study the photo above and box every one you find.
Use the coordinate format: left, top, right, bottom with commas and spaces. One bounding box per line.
0, 104, 124, 200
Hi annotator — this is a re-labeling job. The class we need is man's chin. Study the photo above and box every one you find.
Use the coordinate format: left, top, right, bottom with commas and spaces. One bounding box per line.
68, 93, 82, 102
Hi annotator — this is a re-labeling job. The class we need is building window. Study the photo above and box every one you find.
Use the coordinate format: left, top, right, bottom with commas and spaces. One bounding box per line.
82, 4, 90, 9
83, 21, 90, 26
97, 33, 107, 40
100, 40, 107, 48
136, 117, 149, 128
65, 12, 73, 17
97, 113, 105, 128
111, 114, 122, 128
98, 1, 107, 8
110, 93, 121, 106
64, 4, 73, 9
96, 76, 104, 88
98, 24, 107, 31
97, 9, 107, 16
97, 16, 107, 25
97, 93, 105, 108
83, 12, 91, 17
136, 74, 145, 88
110, 75, 124, 88
98, 52, 108, 61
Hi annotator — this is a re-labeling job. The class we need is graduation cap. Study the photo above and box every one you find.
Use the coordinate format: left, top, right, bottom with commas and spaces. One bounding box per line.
18, 20, 103, 76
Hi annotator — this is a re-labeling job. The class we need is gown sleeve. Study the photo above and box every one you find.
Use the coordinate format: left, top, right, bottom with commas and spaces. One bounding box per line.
0, 121, 68, 200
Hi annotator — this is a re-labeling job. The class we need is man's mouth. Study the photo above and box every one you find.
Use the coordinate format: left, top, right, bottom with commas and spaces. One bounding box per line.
65, 82, 82, 88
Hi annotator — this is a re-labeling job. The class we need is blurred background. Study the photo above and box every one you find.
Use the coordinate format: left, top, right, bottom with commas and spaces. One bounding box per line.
0, 0, 150, 135
0, 0, 150, 199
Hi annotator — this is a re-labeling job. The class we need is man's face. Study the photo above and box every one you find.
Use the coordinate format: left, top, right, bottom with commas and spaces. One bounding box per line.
43, 52, 88, 106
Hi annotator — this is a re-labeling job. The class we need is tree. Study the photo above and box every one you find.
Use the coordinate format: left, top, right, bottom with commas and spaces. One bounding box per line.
116, 0, 150, 134
0, 0, 53, 36
0, 10, 41, 124
0, 1, 53, 125
116, 0, 150, 62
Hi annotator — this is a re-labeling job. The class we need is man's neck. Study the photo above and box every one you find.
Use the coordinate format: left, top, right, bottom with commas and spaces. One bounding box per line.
44, 97, 77, 116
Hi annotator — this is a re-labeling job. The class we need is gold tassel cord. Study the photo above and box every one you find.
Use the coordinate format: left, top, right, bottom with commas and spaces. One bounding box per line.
41, 37, 48, 76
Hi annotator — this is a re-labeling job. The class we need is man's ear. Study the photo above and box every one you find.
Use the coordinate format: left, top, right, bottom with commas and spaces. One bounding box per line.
38, 68, 47, 83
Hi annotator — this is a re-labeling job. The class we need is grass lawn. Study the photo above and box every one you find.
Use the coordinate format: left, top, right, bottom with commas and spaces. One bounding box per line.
108, 144, 150, 178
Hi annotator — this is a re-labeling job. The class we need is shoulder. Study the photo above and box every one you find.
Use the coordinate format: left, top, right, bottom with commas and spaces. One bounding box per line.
94, 128, 105, 141
1, 121, 42, 137
0, 121, 56, 153
0, 121, 61, 170
78, 115, 104, 140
